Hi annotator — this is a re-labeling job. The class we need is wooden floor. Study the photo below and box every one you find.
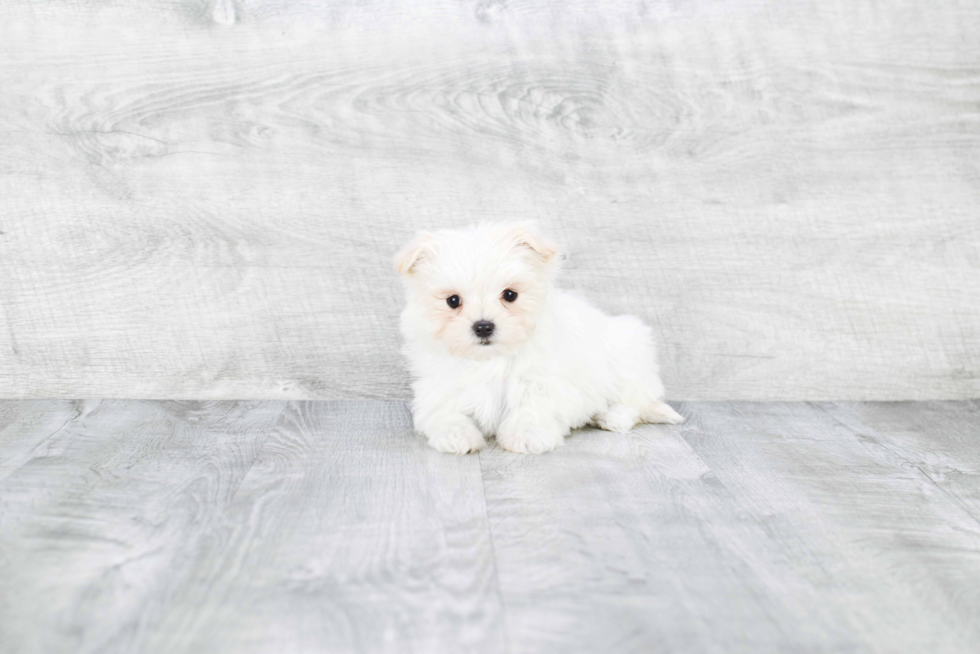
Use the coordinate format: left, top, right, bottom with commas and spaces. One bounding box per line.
1, 399, 979, 653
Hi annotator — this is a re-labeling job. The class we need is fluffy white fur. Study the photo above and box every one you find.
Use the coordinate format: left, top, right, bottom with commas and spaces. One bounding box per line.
394, 222, 683, 455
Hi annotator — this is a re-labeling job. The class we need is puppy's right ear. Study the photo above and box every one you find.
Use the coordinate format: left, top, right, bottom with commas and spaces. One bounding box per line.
393, 231, 434, 276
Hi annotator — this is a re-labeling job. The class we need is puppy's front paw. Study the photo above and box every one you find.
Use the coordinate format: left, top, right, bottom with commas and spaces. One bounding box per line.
497, 425, 564, 454
426, 422, 486, 455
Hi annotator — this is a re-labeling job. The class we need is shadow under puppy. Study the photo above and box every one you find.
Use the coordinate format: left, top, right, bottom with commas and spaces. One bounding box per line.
394, 222, 683, 454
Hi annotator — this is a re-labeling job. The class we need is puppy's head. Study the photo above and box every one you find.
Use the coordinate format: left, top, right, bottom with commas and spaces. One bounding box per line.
394, 222, 559, 360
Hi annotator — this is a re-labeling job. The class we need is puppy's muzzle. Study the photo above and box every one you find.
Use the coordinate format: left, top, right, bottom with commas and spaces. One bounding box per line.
472, 320, 495, 344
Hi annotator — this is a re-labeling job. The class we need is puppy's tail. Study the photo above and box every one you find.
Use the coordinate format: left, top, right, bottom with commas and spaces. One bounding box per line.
640, 400, 685, 425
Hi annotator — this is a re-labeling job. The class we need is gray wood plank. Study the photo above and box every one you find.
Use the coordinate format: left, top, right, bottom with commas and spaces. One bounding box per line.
480, 401, 980, 653
479, 422, 810, 654
819, 400, 980, 535
132, 401, 504, 654
0, 400, 287, 654
0, 400, 505, 654
0, 400, 82, 483
1, 0, 978, 401
678, 401, 980, 653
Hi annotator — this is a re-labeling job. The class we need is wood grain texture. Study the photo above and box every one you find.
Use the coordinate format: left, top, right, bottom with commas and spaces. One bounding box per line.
2, 399, 980, 653
0, 0, 979, 400
0, 400, 503, 654
0, 400, 287, 654
136, 401, 504, 654
479, 417, 807, 653
479, 399, 980, 653
820, 400, 980, 538
674, 400, 980, 653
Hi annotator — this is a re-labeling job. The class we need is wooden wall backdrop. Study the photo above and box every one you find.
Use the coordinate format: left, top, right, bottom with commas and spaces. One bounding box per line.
0, 0, 978, 401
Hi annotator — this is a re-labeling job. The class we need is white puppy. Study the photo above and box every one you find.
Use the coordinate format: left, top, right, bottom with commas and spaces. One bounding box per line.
394, 222, 683, 455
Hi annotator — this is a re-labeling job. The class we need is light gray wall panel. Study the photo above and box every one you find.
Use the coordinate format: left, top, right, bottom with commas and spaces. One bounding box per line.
0, 0, 978, 400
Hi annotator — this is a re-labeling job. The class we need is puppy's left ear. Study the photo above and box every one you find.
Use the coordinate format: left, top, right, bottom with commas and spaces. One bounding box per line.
509, 223, 559, 262
393, 231, 435, 276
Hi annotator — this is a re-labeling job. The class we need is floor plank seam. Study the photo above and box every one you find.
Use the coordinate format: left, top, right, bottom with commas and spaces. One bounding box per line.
813, 401, 980, 531
477, 446, 514, 654
0, 400, 84, 484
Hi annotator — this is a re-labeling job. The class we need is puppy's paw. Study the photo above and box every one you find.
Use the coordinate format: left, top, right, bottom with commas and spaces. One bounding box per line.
596, 404, 640, 433
497, 425, 564, 454
426, 423, 486, 455
641, 400, 685, 425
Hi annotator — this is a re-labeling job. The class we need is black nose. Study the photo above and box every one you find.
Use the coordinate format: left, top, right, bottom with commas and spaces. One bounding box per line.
472, 320, 495, 339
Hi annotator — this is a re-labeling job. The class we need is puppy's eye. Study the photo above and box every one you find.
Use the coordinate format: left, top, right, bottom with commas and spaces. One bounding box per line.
502, 289, 518, 303
446, 295, 461, 309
